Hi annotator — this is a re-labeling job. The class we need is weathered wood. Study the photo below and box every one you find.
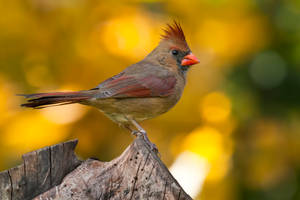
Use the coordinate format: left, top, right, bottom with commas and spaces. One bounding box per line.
50, 143, 65, 186
23, 151, 38, 198
36, 146, 51, 194
0, 170, 11, 200
0, 137, 192, 200
34, 136, 192, 200
9, 164, 25, 200
0, 140, 81, 200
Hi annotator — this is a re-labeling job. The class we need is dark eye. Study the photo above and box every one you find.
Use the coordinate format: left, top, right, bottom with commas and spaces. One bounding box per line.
171, 49, 179, 56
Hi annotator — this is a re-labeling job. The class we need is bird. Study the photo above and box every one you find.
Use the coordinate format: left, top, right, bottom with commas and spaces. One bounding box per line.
20, 21, 199, 152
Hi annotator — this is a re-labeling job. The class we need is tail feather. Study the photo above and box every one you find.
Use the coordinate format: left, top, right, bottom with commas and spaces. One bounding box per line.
19, 91, 92, 109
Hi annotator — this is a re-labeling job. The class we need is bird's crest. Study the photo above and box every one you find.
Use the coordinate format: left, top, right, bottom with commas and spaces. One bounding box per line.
161, 21, 189, 49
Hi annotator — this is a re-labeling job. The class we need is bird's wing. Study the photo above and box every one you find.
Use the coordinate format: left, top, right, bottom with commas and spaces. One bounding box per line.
92, 72, 177, 99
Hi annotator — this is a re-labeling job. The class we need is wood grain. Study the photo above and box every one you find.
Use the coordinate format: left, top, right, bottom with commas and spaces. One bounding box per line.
0, 138, 192, 200
0, 140, 81, 200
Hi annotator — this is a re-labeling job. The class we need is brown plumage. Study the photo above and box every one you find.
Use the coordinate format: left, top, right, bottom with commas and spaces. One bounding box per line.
20, 21, 199, 152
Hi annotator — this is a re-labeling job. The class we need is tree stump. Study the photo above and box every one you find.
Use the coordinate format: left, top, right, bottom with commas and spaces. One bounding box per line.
0, 136, 192, 200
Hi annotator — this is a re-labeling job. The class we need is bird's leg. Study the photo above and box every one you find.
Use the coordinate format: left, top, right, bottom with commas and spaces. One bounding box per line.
128, 118, 158, 153
122, 124, 139, 136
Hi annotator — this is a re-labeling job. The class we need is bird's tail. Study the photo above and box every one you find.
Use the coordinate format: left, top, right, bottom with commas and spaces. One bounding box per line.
19, 91, 92, 109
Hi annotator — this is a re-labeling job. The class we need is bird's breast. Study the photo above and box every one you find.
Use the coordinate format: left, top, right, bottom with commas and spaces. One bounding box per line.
85, 94, 181, 123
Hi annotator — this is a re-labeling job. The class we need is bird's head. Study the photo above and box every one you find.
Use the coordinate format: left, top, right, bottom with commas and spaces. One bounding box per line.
146, 21, 199, 74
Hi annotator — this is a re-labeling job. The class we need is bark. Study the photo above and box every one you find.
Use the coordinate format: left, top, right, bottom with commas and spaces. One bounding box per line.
0, 137, 192, 200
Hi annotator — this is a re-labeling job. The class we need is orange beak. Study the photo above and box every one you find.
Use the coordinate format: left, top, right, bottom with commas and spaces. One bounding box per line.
181, 53, 200, 66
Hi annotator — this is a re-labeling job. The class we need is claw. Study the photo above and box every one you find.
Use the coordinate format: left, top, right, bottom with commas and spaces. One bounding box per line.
131, 130, 139, 136
138, 130, 159, 154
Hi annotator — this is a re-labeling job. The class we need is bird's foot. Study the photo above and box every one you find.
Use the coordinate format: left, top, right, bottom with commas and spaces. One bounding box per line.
131, 130, 139, 136
137, 130, 159, 154
131, 130, 158, 153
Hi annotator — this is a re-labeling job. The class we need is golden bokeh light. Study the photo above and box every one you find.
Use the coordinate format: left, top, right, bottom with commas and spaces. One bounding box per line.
101, 12, 158, 59
24, 64, 51, 88
182, 126, 224, 162
3, 112, 69, 153
0, 83, 9, 122
196, 16, 268, 62
170, 151, 210, 198
205, 153, 231, 182
200, 92, 232, 123
0, 76, 19, 124
41, 103, 87, 125
180, 126, 233, 183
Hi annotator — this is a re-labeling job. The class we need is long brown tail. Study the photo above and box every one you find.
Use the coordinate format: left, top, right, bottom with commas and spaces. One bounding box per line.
19, 91, 92, 109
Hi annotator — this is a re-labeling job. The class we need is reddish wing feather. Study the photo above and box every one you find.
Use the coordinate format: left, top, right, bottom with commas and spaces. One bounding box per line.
96, 74, 176, 98
141, 76, 177, 97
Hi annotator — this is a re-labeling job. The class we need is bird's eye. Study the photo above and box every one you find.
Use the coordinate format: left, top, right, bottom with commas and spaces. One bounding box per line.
171, 49, 179, 56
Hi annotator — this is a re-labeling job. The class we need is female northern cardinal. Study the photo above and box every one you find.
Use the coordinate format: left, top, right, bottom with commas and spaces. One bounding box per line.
20, 22, 199, 152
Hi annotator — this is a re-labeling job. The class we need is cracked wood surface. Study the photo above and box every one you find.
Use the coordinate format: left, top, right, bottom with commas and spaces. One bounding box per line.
0, 140, 81, 200
0, 137, 192, 200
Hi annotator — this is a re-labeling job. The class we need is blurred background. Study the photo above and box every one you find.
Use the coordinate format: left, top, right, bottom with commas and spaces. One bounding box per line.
0, 0, 300, 199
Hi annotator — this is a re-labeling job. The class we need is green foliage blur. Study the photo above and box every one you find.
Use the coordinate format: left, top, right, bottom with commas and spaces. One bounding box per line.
0, 0, 300, 199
